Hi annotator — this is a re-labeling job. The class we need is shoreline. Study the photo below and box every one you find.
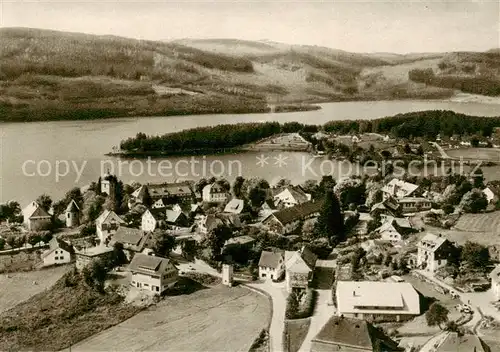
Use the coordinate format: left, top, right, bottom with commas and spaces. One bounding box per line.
447, 92, 500, 105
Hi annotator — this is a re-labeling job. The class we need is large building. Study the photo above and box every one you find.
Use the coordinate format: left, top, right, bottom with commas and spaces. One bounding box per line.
284, 246, 317, 293
262, 199, 323, 235
336, 281, 420, 322
95, 210, 125, 244
311, 316, 401, 352
22, 201, 51, 231
128, 253, 178, 294
202, 183, 229, 203
417, 233, 454, 274
381, 179, 419, 200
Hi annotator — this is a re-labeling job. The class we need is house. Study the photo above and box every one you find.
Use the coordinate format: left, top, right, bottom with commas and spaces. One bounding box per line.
22, 201, 51, 231
284, 246, 317, 293
223, 235, 256, 250
109, 226, 152, 260
75, 245, 114, 270
262, 199, 324, 235
336, 281, 420, 322
152, 198, 169, 209
197, 214, 224, 234
490, 265, 500, 300
273, 186, 311, 208
223, 198, 245, 214
376, 216, 414, 243
202, 183, 229, 203
41, 237, 74, 266
258, 249, 285, 280
436, 332, 489, 352
398, 197, 432, 214
96, 210, 125, 244
128, 253, 178, 294
100, 170, 115, 195
65, 199, 80, 227
147, 182, 195, 203
165, 209, 189, 228
381, 179, 419, 200
141, 208, 166, 232
417, 233, 454, 274
370, 197, 400, 217
310, 316, 401, 352
483, 185, 500, 208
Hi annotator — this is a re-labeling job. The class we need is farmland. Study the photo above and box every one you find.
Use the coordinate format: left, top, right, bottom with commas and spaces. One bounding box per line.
0, 265, 69, 314
66, 285, 270, 352
446, 147, 500, 161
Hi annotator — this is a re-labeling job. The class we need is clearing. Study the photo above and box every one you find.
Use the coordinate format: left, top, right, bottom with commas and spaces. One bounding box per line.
0, 265, 69, 314
67, 285, 270, 352
446, 148, 500, 161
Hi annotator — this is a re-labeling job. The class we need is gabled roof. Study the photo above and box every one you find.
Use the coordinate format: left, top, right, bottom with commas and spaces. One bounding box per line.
42, 237, 74, 258
166, 209, 184, 223
489, 264, 500, 284
96, 210, 125, 225
128, 253, 175, 276
23, 201, 50, 220
273, 186, 309, 204
203, 183, 226, 195
261, 199, 277, 210
147, 182, 193, 198
113, 226, 146, 246
224, 199, 245, 214
258, 249, 284, 269
382, 178, 419, 198
285, 252, 312, 273
144, 208, 166, 221
301, 245, 318, 269
437, 333, 488, 352
312, 316, 400, 351
65, 199, 80, 213
264, 199, 324, 226
131, 185, 148, 200
224, 235, 256, 246
418, 233, 448, 252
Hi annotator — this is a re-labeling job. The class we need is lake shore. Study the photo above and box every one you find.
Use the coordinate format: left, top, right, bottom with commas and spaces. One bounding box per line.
448, 92, 500, 105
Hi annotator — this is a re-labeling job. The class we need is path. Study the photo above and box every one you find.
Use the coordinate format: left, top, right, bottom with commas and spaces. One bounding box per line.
418, 331, 450, 352
247, 280, 288, 352
430, 142, 453, 160
298, 289, 335, 352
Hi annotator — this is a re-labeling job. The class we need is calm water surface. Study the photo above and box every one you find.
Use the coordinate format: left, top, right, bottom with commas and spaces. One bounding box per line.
2, 100, 500, 205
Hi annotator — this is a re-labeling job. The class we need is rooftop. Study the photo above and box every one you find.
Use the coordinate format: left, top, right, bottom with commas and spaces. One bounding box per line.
76, 245, 113, 257
128, 253, 174, 276
418, 233, 448, 251
265, 199, 324, 225
258, 249, 284, 269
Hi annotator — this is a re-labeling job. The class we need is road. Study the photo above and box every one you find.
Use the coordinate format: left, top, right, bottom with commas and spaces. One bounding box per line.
430, 142, 453, 160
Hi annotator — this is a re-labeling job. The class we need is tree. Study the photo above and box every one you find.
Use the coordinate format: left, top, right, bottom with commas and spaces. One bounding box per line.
6, 236, 16, 249
232, 176, 245, 198
200, 224, 232, 261
285, 292, 300, 319
403, 144, 412, 154
471, 137, 480, 148
0, 238, 5, 250
425, 302, 449, 329
459, 189, 488, 213
248, 186, 267, 207
195, 178, 209, 195
461, 241, 490, 270
82, 259, 108, 292
152, 230, 176, 257
472, 168, 485, 189
109, 242, 128, 267
36, 194, 52, 212
0, 201, 22, 222
333, 177, 366, 208
441, 203, 455, 215
314, 190, 344, 245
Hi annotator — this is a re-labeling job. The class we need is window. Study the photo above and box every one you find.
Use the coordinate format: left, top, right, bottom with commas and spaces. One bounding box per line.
60, 256, 64, 260
156, 286, 159, 292
67, 213, 70, 218
54, 256, 58, 260
144, 283, 149, 287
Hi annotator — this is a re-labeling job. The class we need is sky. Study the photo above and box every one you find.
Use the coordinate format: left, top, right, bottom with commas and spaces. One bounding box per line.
0, 0, 499, 53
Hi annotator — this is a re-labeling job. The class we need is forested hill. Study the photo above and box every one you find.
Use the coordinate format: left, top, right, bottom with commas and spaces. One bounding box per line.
0, 28, 499, 122
119, 110, 500, 155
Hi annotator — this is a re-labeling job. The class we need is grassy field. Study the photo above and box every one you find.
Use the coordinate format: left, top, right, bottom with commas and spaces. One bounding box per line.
0, 269, 143, 351
446, 148, 500, 161
283, 318, 311, 352
454, 212, 500, 234
66, 285, 270, 352
0, 265, 69, 314
0, 250, 42, 273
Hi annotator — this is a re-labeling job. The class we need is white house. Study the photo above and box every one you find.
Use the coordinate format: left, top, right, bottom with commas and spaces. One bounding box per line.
128, 253, 178, 294
336, 281, 420, 322
223, 198, 245, 214
141, 208, 165, 232
398, 197, 432, 214
258, 249, 285, 280
95, 210, 125, 244
417, 233, 453, 274
41, 237, 74, 266
381, 179, 419, 200
284, 246, 317, 293
202, 183, 228, 203
490, 265, 500, 301
376, 221, 403, 243
273, 186, 310, 208
22, 201, 52, 231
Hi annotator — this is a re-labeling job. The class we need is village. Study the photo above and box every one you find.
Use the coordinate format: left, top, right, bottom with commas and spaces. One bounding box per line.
1, 146, 500, 352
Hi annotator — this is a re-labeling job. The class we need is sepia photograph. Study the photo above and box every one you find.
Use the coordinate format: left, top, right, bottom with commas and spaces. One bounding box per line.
0, 0, 500, 351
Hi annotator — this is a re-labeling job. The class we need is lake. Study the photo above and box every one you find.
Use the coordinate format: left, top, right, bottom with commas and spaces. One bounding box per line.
2, 99, 500, 205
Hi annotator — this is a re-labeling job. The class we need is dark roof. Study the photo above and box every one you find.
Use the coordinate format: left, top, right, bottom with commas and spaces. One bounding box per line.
311, 316, 400, 351
149, 207, 166, 220
147, 182, 193, 199
113, 227, 146, 246
437, 333, 488, 352
266, 199, 324, 225
65, 199, 80, 213
262, 199, 277, 210
258, 249, 284, 269
30, 206, 51, 219
301, 245, 318, 269
128, 253, 174, 276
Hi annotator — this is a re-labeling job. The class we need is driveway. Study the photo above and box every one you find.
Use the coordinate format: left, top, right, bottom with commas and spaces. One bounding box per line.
247, 280, 288, 352
298, 289, 335, 352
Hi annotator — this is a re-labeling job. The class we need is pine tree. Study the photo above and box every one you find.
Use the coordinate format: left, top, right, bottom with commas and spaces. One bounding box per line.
314, 190, 344, 245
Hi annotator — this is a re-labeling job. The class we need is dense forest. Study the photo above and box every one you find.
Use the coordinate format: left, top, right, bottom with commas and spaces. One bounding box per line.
119, 110, 500, 154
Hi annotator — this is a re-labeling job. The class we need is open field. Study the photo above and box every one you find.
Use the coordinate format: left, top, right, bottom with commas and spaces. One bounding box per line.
454, 212, 500, 234
67, 285, 270, 352
446, 148, 500, 161
283, 318, 311, 352
0, 250, 43, 273
0, 265, 69, 314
